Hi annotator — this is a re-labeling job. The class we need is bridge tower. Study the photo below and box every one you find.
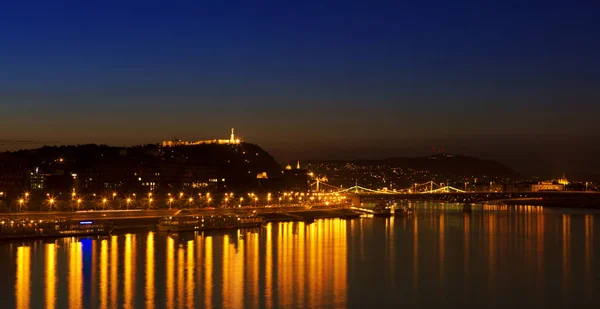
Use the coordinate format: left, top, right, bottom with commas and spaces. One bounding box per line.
316, 178, 320, 192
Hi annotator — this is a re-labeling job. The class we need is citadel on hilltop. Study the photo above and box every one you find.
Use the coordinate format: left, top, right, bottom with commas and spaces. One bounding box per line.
0, 130, 285, 201
162, 128, 241, 147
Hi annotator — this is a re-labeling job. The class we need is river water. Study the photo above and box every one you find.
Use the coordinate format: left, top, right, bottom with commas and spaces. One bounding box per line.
1, 203, 598, 308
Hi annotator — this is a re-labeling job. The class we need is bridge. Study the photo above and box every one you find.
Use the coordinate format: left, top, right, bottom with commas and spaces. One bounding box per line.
310, 180, 466, 195
309, 180, 600, 210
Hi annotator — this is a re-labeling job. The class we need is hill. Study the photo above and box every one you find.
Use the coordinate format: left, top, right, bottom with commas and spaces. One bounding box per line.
3, 142, 281, 191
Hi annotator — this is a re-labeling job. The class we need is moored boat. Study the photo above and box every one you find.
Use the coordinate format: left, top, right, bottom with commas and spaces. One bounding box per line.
0, 218, 114, 240
373, 204, 393, 217
157, 212, 264, 232
393, 205, 414, 216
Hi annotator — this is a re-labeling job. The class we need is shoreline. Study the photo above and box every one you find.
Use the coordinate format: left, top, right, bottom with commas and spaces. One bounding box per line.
0, 206, 363, 233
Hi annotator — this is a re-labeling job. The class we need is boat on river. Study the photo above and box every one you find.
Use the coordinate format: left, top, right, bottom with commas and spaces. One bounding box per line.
373, 204, 393, 217
394, 205, 414, 216
157, 211, 265, 232
0, 218, 113, 240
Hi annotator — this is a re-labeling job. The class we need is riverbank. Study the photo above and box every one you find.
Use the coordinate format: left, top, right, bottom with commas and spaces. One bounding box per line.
487, 198, 600, 209
399, 197, 600, 209
0, 206, 363, 232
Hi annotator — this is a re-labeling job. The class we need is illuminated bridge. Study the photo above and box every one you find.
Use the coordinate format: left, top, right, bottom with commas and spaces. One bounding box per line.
309, 181, 600, 209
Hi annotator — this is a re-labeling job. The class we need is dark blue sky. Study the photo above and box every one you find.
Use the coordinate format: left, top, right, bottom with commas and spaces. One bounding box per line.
1, 1, 599, 174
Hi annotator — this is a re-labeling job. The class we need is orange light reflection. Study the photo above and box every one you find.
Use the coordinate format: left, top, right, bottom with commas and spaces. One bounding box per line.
16, 246, 31, 309
46, 243, 56, 309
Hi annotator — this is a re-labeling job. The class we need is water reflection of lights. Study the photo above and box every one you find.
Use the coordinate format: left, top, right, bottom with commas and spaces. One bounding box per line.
265, 224, 273, 309
222, 234, 230, 308
69, 241, 82, 309
124, 234, 136, 309
110, 236, 118, 309
146, 233, 155, 309
166, 236, 175, 309
248, 232, 260, 309
562, 214, 571, 301
10, 218, 352, 309
487, 213, 496, 300
177, 241, 184, 309
297, 223, 306, 308
16, 246, 30, 309
413, 218, 419, 293
232, 232, 244, 309
186, 240, 195, 309
585, 214, 594, 298
100, 240, 108, 309
386, 217, 395, 286
46, 243, 56, 309
303, 219, 347, 308
439, 213, 445, 284
463, 214, 470, 279
334, 219, 348, 308
204, 236, 213, 309
536, 210, 545, 287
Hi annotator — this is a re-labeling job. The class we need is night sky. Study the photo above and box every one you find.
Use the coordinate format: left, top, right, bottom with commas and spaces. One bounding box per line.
1, 1, 599, 175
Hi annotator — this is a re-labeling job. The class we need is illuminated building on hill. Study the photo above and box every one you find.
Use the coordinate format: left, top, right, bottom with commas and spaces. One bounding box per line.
162, 128, 241, 147
282, 161, 308, 191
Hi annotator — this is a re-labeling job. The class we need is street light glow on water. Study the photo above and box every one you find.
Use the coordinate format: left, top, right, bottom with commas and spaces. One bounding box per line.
4, 204, 600, 308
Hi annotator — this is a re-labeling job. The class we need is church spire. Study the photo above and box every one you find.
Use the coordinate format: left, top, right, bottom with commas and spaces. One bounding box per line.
296, 160, 301, 169
230, 128, 235, 143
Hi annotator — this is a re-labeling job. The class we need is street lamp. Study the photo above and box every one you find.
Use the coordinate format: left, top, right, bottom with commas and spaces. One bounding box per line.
48, 198, 55, 212
102, 198, 108, 210
18, 199, 24, 213
168, 197, 174, 210
77, 199, 82, 211
126, 198, 132, 210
